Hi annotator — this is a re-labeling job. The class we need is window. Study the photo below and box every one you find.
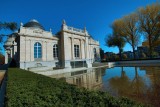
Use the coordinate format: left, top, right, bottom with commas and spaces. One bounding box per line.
74, 45, 79, 58
34, 42, 42, 58
94, 48, 97, 58
53, 44, 58, 58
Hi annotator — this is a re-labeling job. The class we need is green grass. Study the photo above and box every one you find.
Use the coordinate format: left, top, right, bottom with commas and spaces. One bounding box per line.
6, 68, 146, 107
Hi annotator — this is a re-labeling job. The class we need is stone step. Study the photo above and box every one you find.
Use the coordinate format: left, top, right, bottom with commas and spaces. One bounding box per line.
28, 66, 52, 71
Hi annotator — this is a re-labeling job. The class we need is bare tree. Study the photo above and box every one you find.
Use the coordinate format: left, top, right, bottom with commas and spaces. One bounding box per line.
112, 14, 140, 59
138, 3, 160, 58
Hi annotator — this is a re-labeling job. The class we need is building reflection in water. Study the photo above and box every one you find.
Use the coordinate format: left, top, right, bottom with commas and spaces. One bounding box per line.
50, 67, 106, 90
67, 68, 102, 90
50, 66, 160, 107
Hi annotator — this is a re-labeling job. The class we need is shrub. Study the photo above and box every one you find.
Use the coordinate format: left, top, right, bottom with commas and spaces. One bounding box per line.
5, 68, 147, 107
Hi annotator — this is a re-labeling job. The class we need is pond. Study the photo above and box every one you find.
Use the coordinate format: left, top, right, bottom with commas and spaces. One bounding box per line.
50, 66, 160, 106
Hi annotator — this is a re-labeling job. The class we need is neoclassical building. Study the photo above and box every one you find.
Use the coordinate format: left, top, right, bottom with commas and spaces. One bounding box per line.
4, 19, 100, 70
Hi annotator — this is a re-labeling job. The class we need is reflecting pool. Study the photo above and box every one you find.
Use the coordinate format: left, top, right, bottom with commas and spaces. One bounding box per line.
50, 66, 160, 106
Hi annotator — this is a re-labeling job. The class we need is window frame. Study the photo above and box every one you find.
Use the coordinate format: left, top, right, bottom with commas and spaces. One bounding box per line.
53, 44, 58, 59
74, 45, 80, 59
94, 48, 97, 58
34, 42, 42, 59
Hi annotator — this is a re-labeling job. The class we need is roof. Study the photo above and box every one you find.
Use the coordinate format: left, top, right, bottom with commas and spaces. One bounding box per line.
23, 19, 45, 30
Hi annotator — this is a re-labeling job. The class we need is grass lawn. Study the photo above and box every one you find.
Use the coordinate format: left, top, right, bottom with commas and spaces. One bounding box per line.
5, 68, 146, 107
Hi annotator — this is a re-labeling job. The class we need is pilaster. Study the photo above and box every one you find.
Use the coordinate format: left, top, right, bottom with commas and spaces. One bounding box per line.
5, 50, 8, 64
71, 38, 74, 60
80, 39, 82, 59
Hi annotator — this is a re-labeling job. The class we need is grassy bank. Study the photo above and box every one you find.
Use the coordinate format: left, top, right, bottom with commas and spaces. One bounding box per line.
6, 68, 146, 107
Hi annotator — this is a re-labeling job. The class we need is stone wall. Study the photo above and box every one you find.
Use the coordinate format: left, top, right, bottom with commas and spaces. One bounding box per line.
20, 60, 58, 70
59, 22, 100, 68
18, 27, 59, 69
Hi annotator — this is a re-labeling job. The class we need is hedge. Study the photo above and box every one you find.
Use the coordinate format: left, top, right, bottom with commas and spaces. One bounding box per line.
5, 68, 147, 107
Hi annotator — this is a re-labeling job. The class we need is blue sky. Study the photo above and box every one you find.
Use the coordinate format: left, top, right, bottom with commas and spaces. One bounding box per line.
0, 0, 158, 54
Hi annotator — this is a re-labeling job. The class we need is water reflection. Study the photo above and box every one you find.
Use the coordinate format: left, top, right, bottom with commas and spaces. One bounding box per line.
50, 68, 106, 90
139, 67, 160, 106
50, 66, 160, 106
108, 67, 131, 96
67, 69, 102, 90
108, 67, 148, 104
105, 66, 160, 107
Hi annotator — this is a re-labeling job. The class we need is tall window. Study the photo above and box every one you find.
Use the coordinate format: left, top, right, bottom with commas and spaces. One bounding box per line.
34, 42, 42, 58
94, 48, 97, 58
74, 45, 79, 58
53, 44, 58, 58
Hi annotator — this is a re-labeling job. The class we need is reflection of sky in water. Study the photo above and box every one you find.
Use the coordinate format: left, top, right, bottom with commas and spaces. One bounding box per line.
51, 66, 160, 106
102, 67, 151, 90
50, 66, 160, 106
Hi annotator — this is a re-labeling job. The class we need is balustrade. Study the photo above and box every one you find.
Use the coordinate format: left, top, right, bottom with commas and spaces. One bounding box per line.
66, 26, 85, 33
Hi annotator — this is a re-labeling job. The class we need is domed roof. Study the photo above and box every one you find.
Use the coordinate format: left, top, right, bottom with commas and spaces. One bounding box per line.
23, 19, 45, 30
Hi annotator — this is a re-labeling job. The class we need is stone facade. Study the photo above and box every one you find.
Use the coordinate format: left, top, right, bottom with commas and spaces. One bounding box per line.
4, 19, 100, 70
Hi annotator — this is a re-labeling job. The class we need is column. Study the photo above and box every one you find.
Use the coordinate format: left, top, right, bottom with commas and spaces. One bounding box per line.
63, 33, 71, 68
46, 41, 47, 61
5, 50, 8, 64
85, 36, 92, 68
71, 38, 74, 60
13, 42, 17, 59
85, 37, 89, 59
84, 40, 87, 59
30, 40, 33, 61
25, 36, 26, 61
42, 41, 45, 61
10, 47, 13, 58
30, 39, 31, 61
80, 39, 82, 59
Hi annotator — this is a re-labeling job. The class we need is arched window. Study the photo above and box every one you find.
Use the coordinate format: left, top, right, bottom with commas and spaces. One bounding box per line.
34, 42, 42, 58
53, 44, 58, 58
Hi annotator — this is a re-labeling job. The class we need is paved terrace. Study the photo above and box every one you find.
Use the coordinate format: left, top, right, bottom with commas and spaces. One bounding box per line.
32, 62, 109, 76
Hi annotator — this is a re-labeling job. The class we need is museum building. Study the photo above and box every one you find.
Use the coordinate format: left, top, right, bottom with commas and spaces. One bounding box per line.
4, 19, 100, 70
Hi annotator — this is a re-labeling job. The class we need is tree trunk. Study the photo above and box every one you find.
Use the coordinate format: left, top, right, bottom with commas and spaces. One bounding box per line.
131, 34, 136, 59
135, 67, 138, 78
132, 45, 136, 59
119, 48, 122, 61
121, 67, 124, 77
148, 35, 152, 58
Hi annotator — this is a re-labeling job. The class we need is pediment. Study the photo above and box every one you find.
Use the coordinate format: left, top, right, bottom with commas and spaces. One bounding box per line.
33, 29, 43, 34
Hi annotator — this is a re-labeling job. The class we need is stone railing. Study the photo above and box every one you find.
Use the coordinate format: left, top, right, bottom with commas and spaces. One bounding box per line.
89, 39, 99, 45
94, 40, 99, 44
67, 26, 85, 33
